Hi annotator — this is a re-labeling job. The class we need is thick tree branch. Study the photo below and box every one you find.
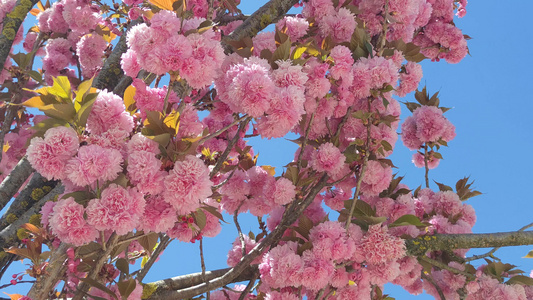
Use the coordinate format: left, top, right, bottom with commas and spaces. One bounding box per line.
0, 158, 34, 211
0, 0, 39, 71
145, 230, 533, 296
406, 231, 533, 256
0, 184, 63, 249
0, 173, 56, 232
94, 19, 141, 95
27, 243, 68, 300
224, 0, 299, 43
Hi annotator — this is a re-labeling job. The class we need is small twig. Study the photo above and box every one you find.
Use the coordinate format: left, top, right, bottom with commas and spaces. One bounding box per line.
200, 238, 209, 300
234, 202, 246, 258
0, 280, 36, 289
209, 117, 251, 178
199, 114, 248, 145
314, 288, 326, 300
297, 112, 315, 171
424, 144, 429, 188
237, 270, 258, 300
421, 272, 445, 300
115, 231, 153, 247
136, 235, 172, 282
345, 101, 372, 229
377, 0, 390, 56
419, 256, 475, 280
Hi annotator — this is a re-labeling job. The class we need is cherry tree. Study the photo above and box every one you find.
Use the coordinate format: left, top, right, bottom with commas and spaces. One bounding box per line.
0, 0, 532, 299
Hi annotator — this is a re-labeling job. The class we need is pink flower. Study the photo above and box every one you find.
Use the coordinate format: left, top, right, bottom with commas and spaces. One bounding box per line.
413, 105, 453, 143
139, 195, 177, 233
62, 0, 102, 34
49, 197, 97, 246
309, 221, 354, 262
300, 250, 335, 291
27, 138, 68, 180
86, 184, 145, 235
164, 155, 213, 215
227, 235, 261, 267
330, 45, 354, 80
64, 144, 123, 187
269, 178, 296, 206
76, 33, 107, 78
259, 242, 304, 288
127, 133, 160, 154
43, 126, 79, 157
412, 152, 440, 169
252, 31, 276, 56
320, 7, 356, 43
360, 160, 392, 196
359, 225, 405, 265
396, 62, 423, 97
86, 90, 134, 135
276, 16, 309, 40
40, 201, 57, 228
120, 49, 141, 77
309, 143, 346, 177
223, 57, 275, 118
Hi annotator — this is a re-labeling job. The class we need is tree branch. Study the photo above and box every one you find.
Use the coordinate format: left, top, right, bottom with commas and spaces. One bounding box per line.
406, 231, 533, 256
0, 173, 55, 232
27, 243, 68, 300
0, 0, 39, 71
93, 19, 142, 95
224, 0, 299, 43
0, 158, 34, 211
0, 184, 63, 249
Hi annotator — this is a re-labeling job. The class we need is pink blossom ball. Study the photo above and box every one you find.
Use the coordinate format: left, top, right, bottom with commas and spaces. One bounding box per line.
164, 155, 213, 215
309, 142, 346, 177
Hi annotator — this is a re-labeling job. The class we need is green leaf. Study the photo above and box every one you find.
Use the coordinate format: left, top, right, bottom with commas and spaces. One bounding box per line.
194, 209, 207, 230
75, 93, 97, 127
272, 38, 292, 63
381, 140, 393, 152
61, 191, 95, 206
389, 214, 426, 228
40, 103, 76, 122
74, 77, 95, 110
201, 205, 228, 224
50, 76, 72, 102
432, 152, 443, 159
434, 181, 453, 192
506, 275, 533, 286
117, 279, 137, 299
115, 258, 130, 275
138, 232, 159, 255
77, 277, 118, 300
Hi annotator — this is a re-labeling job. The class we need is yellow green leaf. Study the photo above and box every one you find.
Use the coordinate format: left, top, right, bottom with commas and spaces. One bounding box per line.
163, 110, 180, 135
41, 103, 76, 121
523, 250, 533, 258
21, 96, 46, 108
148, 0, 176, 10
123, 85, 137, 115
292, 46, 307, 60
74, 77, 95, 111
261, 165, 276, 176
3, 141, 10, 153
49, 76, 72, 102
76, 93, 97, 127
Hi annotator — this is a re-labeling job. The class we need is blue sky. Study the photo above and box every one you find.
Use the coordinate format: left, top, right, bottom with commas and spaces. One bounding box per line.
3, 1, 533, 299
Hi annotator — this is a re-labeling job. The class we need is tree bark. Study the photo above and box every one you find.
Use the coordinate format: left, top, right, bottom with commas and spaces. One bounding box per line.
0, 158, 34, 211
0, 0, 39, 71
